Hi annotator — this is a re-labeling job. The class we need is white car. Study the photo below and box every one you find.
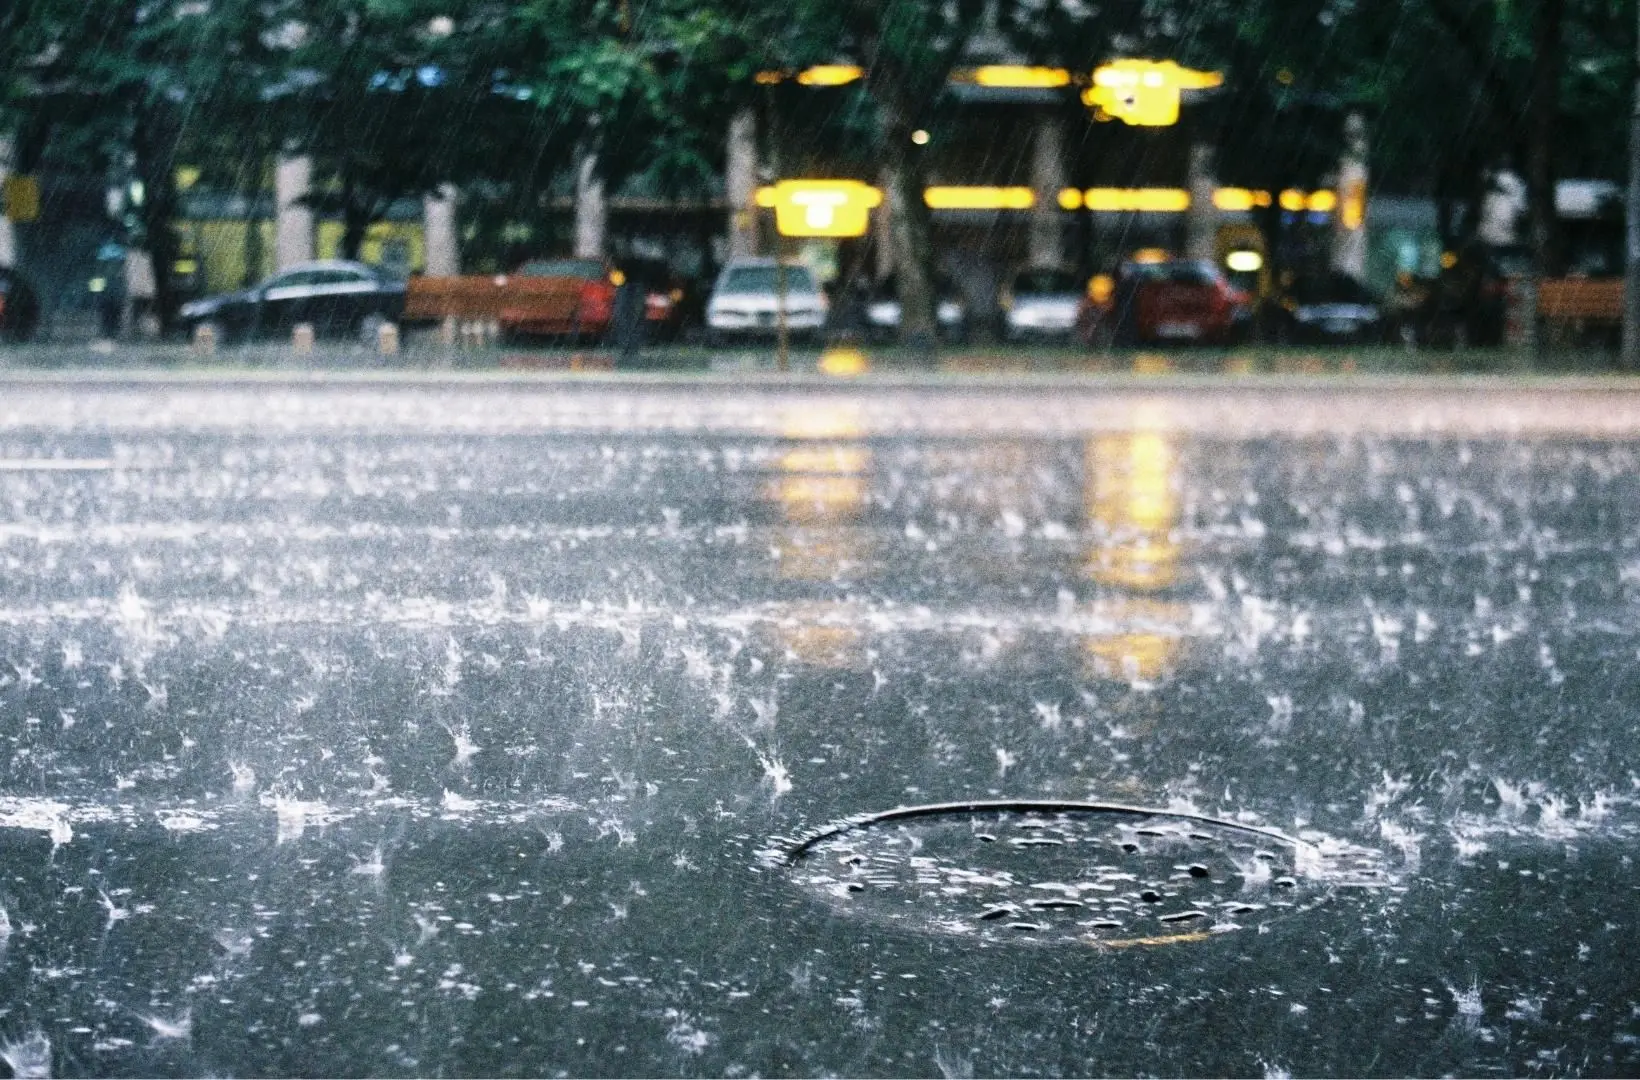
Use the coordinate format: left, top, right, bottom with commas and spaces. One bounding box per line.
706, 259, 829, 344
999, 267, 1083, 342
864, 272, 969, 343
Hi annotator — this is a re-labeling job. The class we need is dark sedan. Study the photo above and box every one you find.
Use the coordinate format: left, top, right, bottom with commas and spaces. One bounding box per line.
1264, 272, 1387, 344
178, 260, 405, 343
0, 266, 41, 342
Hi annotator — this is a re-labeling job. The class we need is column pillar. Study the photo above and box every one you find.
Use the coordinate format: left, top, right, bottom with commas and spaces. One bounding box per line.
423, 183, 458, 276
0, 137, 17, 268
574, 147, 606, 259
1333, 112, 1369, 278
726, 107, 759, 257
1185, 143, 1218, 262
1029, 113, 1066, 267
274, 156, 314, 268
873, 169, 896, 279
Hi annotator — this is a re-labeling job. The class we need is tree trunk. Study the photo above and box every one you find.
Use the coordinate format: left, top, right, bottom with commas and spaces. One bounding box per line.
131, 109, 181, 333
1525, 0, 1565, 358
869, 69, 937, 353
243, 156, 265, 288
1623, 0, 1640, 369
341, 177, 370, 262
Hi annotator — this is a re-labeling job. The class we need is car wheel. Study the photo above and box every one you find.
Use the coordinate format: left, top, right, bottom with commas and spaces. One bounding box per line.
356, 312, 391, 347
191, 319, 230, 349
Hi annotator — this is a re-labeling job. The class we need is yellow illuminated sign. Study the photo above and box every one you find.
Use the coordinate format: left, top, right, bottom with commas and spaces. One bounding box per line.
1340, 178, 1366, 230
1082, 60, 1223, 127
1083, 188, 1191, 213
2, 175, 41, 223
797, 65, 863, 86
756, 179, 881, 237
924, 186, 1034, 210
967, 66, 1071, 88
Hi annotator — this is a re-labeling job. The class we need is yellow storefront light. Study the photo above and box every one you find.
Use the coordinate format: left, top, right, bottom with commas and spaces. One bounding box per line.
1, 175, 41, 223
1225, 250, 1264, 273
1083, 188, 1191, 213
1340, 179, 1367, 230
1305, 190, 1338, 213
1212, 188, 1261, 212
1278, 189, 1307, 212
1057, 188, 1084, 211
1082, 60, 1223, 127
757, 180, 881, 237
1130, 248, 1171, 265
969, 65, 1071, 88
923, 186, 1035, 211
796, 65, 863, 87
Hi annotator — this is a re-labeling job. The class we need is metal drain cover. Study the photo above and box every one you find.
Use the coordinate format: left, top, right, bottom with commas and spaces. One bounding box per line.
773, 801, 1392, 948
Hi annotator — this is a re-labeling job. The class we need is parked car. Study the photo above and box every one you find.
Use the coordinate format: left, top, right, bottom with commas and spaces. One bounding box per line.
864, 272, 969, 343
1403, 245, 1529, 347
507, 256, 621, 341
999, 267, 1083, 342
705, 258, 829, 345
1263, 272, 1387, 344
0, 266, 41, 343
179, 260, 405, 343
619, 258, 696, 342
1081, 259, 1251, 346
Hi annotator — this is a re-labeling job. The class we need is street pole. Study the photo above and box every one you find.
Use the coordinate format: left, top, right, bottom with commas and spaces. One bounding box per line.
1623, 1, 1640, 369
776, 240, 790, 373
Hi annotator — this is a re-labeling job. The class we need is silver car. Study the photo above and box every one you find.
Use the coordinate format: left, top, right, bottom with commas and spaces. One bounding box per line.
999, 266, 1083, 342
705, 259, 829, 344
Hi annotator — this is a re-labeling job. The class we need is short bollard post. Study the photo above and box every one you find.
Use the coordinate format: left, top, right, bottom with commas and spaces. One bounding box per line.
438, 316, 457, 346
192, 323, 217, 355
377, 321, 399, 357
292, 322, 315, 355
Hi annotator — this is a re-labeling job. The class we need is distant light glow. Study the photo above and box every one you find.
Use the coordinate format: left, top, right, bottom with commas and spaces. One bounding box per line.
1131, 248, 1171, 265
1057, 188, 1084, 210
923, 186, 1035, 211
910, 129, 930, 145
796, 65, 863, 87
969, 65, 1071, 89
1279, 189, 1307, 212
1083, 188, 1191, 213
1225, 250, 1264, 273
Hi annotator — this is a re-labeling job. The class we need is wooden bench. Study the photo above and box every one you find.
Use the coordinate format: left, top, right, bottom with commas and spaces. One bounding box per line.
1537, 278, 1622, 324
404, 275, 582, 327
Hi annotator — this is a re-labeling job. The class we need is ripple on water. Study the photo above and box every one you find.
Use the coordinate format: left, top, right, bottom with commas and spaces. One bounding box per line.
774, 801, 1395, 948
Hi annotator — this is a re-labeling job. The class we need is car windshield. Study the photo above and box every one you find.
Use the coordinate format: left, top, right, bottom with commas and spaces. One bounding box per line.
517, 258, 608, 280
1291, 275, 1378, 305
1012, 269, 1080, 294
720, 265, 818, 294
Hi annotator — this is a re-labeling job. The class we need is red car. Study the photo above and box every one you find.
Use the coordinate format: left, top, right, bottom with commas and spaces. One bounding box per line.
1080, 259, 1252, 346
504, 257, 621, 340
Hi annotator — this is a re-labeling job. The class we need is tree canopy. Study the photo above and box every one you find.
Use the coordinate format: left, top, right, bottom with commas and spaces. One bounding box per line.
1, 0, 1634, 329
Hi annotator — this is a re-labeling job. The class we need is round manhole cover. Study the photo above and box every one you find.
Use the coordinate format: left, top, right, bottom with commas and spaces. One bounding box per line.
772, 801, 1393, 948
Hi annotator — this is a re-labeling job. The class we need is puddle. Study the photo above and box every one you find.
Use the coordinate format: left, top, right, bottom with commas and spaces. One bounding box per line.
774, 801, 1393, 947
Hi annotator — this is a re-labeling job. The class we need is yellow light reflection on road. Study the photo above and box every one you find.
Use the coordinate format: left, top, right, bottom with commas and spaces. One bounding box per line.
819, 346, 870, 376
768, 404, 873, 593
1081, 427, 1187, 681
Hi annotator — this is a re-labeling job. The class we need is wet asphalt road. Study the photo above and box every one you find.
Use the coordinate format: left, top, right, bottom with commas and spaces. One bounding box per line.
2, 374, 1640, 1077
